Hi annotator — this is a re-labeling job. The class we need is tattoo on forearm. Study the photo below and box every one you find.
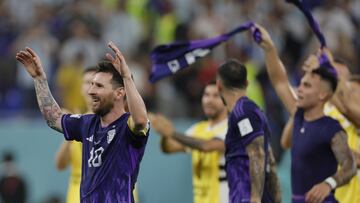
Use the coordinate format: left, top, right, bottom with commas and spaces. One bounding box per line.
331, 131, 356, 187
173, 132, 206, 151
268, 147, 281, 203
34, 78, 63, 132
246, 136, 265, 202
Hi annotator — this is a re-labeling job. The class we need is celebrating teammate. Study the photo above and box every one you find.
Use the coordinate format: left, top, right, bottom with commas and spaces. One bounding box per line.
216, 59, 281, 203
253, 24, 356, 203
150, 82, 229, 203
16, 42, 149, 203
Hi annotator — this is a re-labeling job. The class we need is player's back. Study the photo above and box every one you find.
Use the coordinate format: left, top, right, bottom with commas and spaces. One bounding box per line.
291, 108, 343, 203
225, 96, 274, 203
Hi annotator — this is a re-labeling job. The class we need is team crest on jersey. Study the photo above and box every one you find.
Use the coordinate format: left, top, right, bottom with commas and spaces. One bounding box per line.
70, 114, 82, 119
86, 135, 94, 142
107, 129, 116, 144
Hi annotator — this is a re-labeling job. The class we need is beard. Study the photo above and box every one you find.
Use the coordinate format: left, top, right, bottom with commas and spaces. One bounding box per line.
93, 100, 114, 117
205, 108, 223, 120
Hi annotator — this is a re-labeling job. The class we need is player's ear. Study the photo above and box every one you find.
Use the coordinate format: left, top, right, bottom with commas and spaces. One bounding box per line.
114, 87, 125, 100
318, 82, 332, 101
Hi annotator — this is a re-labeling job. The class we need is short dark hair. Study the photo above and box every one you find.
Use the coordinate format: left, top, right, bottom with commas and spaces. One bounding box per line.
218, 59, 247, 89
312, 65, 338, 92
95, 61, 124, 88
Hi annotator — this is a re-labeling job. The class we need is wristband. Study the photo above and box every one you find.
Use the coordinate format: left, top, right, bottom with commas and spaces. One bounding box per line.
324, 177, 337, 189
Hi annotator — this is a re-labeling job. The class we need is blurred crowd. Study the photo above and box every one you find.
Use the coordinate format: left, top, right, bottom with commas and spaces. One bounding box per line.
0, 0, 359, 156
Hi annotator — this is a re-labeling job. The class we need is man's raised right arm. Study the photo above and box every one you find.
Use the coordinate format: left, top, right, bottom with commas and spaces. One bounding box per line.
252, 25, 297, 116
16, 47, 63, 133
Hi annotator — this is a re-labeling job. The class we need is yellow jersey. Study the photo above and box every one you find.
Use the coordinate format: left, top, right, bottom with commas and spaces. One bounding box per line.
66, 141, 82, 203
185, 119, 228, 203
324, 103, 360, 203
56, 64, 87, 113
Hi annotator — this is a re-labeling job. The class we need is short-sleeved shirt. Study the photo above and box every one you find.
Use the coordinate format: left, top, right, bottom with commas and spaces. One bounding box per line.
185, 119, 228, 203
61, 113, 149, 203
291, 108, 343, 203
225, 96, 274, 203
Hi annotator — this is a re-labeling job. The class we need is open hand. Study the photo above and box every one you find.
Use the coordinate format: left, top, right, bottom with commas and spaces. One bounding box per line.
302, 54, 319, 72
148, 113, 174, 137
15, 47, 45, 79
106, 41, 131, 79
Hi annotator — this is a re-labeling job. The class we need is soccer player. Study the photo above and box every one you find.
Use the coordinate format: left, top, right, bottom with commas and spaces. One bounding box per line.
15, 42, 149, 203
280, 59, 360, 203
55, 67, 96, 203
149, 82, 229, 203
216, 59, 281, 203
252, 25, 356, 203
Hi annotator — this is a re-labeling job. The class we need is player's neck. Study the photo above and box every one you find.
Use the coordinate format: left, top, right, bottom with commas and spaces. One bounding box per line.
99, 106, 126, 128
208, 110, 227, 126
304, 103, 325, 121
222, 89, 247, 112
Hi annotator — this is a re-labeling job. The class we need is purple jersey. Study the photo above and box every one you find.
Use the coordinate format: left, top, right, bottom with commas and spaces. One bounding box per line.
61, 113, 149, 203
225, 97, 274, 203
291, 109, 343, 203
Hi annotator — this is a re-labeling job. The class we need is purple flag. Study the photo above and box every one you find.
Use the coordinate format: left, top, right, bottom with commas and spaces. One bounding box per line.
149, 21, 261, 83
286, 0, 326, 47
286, 0, 337, 77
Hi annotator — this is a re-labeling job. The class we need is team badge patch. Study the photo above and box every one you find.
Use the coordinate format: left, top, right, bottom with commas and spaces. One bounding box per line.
237, 118, 253, 137
107, 129, 116, 144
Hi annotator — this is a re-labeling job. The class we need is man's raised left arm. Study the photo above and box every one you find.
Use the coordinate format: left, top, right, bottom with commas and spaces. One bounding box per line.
106, 42, 148, 135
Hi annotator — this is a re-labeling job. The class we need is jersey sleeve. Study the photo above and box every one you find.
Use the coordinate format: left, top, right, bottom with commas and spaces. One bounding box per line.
61, 114, 86, 142
126, 117, 150, 148
127, 116, 150, 136
235, 110, 264, 146
326, 119, 345, 143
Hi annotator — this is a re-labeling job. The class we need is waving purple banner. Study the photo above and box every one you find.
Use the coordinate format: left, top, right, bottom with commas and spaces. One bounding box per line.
149, 21, 261, 83
286, 0, 326, 48
286, 0, 337, 78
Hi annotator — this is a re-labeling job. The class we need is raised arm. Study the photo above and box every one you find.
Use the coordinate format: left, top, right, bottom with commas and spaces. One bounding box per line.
306, 131, 356, 203
252, 25, 297, 116
106, 42, 148, 133
245, 136, 266, 203
16, 47, 63, 132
